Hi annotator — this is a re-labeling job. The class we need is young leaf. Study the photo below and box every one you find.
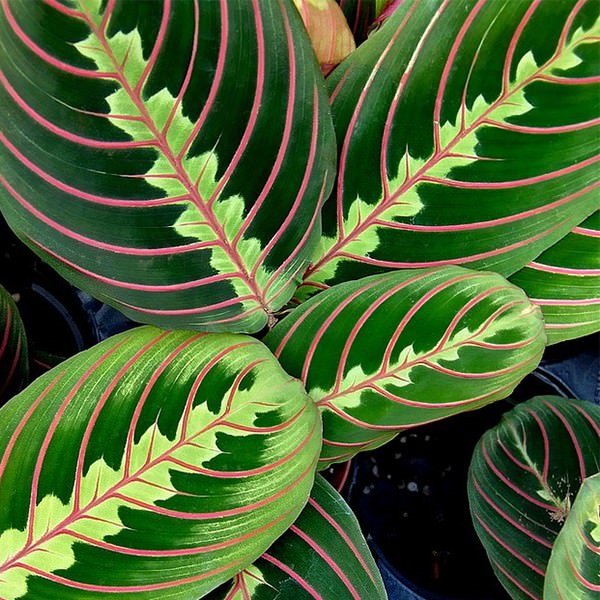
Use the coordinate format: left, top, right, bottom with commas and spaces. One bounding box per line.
265, 266, 546, 467
0, 327, 321, 599
0, 284, 28, 404
509, 211, 600, 344
299, 0, 600, 300
293, 0, 356, 75
468, 396, 600, 600
0, 0, 336, 333
544, 472, 600, 600
206, 475, 387, 600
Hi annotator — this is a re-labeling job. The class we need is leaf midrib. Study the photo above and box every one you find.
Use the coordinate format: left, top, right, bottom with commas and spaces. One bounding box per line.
305, 21, 592, 279
80, 5, 269, 313
316, 301, 536, 407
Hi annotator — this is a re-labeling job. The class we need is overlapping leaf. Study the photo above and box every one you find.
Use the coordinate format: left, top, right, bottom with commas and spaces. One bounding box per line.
299, 0, 600, 300
0, 327, 321, 599
0, 284, 28, 404
337, 0, 386, 44
265, 266, 546, 467
468, 396, 600, 600
0, 0, 336, 333
207, 475, 387, 600
509, 211, 600, 344
544, 472, 600, 600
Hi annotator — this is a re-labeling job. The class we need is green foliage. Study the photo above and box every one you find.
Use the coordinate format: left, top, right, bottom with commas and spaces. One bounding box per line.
0, 1, 598, 598
468, 396, 600, 600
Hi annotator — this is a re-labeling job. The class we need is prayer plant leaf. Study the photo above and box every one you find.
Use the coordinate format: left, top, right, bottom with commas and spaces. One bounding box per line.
544, 472, 600, 600
0, 284, 28, 405
206, 475, 387, 600
0, 327, 321, 599
265, 266, 546, 468
299, 0, 600, 301
509, 211, 600, 345
468, 396, 600, 600
0, 0, 336, 333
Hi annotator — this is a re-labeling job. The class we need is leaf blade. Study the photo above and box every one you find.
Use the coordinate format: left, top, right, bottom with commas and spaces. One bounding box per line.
266, 266, 546, 467
0, 327, 321, 599
0, 285, 28, 404
300, 0, 600, 299
0, 0, 336, 332
206, 475, 387, 600
544, 472, 600, 600
468, 396, 600, 600
509, 211, 600, 344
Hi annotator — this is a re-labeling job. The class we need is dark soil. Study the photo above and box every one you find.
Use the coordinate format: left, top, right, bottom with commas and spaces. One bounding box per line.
344, 373, 572, 600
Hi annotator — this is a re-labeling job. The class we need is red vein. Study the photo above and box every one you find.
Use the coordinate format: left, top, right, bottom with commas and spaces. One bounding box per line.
262, 553, 322, 598
305, 0, 594, 279
289, 525, 360, 599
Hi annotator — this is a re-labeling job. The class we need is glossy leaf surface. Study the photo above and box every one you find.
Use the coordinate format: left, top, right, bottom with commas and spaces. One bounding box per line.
509, 211, 600, 344
544, 472, 600, 600
0, 327, 321, 599
0, 0, 336, 333
207, 475, 387, 600
468, 396, 600, 600
300, 0, 600, 300
0, 284, 28, 404
266, 266, 546, 467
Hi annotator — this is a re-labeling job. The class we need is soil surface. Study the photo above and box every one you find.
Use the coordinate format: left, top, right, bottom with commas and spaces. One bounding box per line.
343, 373, 571, 600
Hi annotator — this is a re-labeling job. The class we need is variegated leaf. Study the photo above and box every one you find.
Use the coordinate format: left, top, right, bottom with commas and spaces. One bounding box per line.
0, 327, 321, 599
0, 0, 336, 333
468, 396, 600, 600
206, 475, 387, 600
265, 266, 546, 467
299, 0, 600, 301
509, 211, 600, 344
0, 284, 28, 404
544, 472, 600, 600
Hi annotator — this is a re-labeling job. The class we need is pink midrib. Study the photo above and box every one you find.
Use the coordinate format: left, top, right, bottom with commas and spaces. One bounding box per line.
79, 3, 269, 313
305, 1, 595, 278
0, 395, 303, 575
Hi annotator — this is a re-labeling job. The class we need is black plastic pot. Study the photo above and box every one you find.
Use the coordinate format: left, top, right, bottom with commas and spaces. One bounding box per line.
0, 220, 134, 382
344, 369, 580, 600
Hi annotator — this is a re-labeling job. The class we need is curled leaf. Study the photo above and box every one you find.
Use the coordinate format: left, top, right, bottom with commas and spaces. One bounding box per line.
468, 396, 600, 600
0, 285, 28, 404
294, 0, 356, 74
